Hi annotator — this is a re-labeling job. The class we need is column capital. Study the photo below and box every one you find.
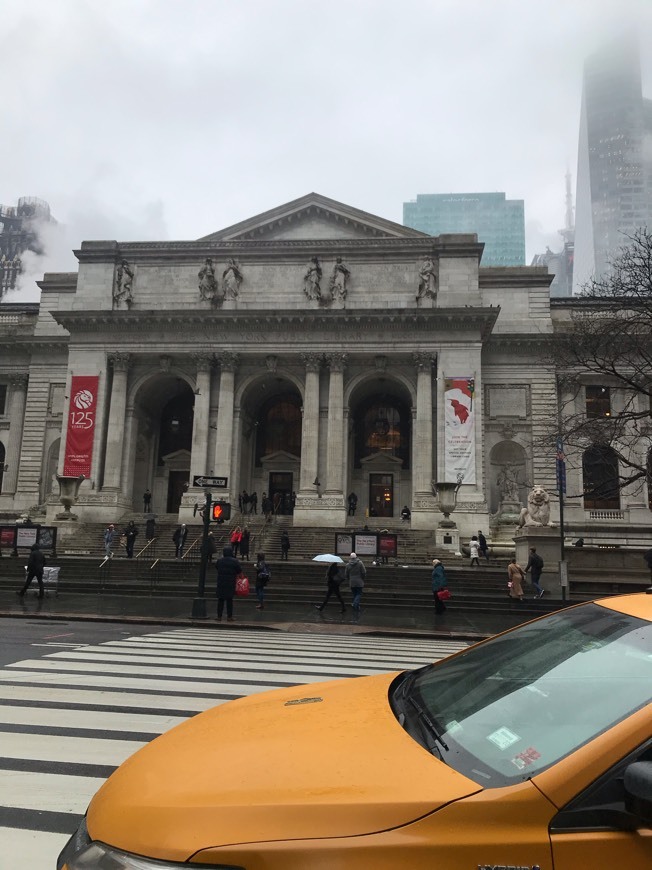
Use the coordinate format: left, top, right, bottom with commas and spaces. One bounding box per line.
191, 352, 213, 373
301, 352, 322, 373
217, 352, 239, 373
413, 352, 435, 373
325, 353, 348, 373
109, 352, 132, 372
8, 373, 28, 390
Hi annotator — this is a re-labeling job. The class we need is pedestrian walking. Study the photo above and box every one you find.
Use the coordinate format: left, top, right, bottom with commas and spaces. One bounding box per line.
431, 558, 448, 614
280, 530, 290, 560
345, 551, 366, 616
525, 547, 545, 598
122, 520, 138, 559
172, 524, 187, 559
201, 531, 217, 563
216, 545, 242, 621
17, 544, 46, 598
103, 524, 115, 558
143, 489, 152, 512
469, 536, 480, 567
347, 492, 358, 516
251, 491, 258, 514
254, 551, 271, 610
315, 561, 346, 613
507, 556, 526, 601
477, 530, 489, 560
230, 525, 242, 558
240, 526, 251, 561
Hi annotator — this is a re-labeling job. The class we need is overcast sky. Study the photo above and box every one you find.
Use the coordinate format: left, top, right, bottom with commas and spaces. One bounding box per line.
3, 0, 652, 300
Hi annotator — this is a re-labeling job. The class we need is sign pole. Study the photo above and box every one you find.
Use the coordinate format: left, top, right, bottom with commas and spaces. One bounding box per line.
191, 490, 212, 619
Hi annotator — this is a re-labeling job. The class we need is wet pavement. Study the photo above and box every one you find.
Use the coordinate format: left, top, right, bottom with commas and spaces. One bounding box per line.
0, 587, 560, 641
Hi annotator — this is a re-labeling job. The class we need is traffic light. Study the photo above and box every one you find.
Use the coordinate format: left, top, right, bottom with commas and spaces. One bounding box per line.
211, 501, 231, 523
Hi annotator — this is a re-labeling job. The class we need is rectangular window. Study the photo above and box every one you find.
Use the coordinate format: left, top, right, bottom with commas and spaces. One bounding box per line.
586, 385, 611, 418
0, 384, 6, 415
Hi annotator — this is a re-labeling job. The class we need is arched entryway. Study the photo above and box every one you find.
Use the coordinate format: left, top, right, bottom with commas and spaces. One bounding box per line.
348, 379, 413, 519
238, 376, 303, 516
130, 373, 195, 514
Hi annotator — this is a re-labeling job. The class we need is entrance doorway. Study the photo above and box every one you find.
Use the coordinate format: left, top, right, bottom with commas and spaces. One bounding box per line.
268, 472, 293, 515
369, 473, 393, 518
167, 470, 188, 513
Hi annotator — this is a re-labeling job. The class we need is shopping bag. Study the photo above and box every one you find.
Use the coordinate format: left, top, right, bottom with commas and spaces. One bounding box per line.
437, 588, 451, 601
235, 573, 250, 597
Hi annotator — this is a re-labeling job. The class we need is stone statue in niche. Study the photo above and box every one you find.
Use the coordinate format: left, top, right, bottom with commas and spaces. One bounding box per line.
222, 258, 243, 299
303, 256, 322, 301
497, 463, 521, 502
416, 257, 437, 306
329, 257, 350, 305
198, 258, 220, 303
114, 259, 134, 308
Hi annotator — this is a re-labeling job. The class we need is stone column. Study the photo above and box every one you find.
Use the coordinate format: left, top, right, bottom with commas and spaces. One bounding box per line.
102, 353, 131, 491
298, 353, 321, 494
2, 374, 28, 494
413, 352, 435, 497
213, 353, 238, 498
190, 354, 213, 481
324, 353, 347, 495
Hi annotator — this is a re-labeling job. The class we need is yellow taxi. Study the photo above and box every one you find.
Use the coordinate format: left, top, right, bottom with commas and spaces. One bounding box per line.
58, 593, 652, 869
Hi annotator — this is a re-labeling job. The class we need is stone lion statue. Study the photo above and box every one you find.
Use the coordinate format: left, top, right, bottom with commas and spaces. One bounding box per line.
518, 485, 552, 527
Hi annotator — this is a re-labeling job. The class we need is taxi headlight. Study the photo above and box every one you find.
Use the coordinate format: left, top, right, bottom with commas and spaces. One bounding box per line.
57, 817, 244, 869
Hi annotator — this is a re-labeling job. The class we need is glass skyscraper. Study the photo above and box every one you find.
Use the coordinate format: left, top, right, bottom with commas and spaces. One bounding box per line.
402, 192, 525, 266
573, 36, 652, 292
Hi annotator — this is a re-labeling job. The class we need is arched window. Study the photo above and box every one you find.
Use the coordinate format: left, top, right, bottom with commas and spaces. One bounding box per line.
583, 446, 620, 510
353, 397, 411, 469
255, 394, 302, 465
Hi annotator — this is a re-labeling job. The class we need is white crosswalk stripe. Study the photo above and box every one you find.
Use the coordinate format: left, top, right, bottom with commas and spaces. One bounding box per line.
0, 627, 467, 867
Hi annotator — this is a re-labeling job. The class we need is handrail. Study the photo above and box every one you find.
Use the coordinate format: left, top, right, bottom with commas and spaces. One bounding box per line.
135, 538, 157, 558
182, 537, 201, 559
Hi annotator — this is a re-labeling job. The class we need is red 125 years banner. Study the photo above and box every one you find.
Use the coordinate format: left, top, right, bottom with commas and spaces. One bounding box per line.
63, 375, 100, 477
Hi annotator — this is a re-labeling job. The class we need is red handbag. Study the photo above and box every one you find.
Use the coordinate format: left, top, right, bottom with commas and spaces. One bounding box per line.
437, 588, 451, 601
235, 573, 249, 597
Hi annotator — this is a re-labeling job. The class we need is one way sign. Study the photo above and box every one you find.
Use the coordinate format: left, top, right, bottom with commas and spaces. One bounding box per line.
193, 475, 228, 488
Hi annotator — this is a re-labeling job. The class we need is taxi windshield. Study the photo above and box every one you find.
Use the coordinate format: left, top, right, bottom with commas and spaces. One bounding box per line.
398, 603, 652, 787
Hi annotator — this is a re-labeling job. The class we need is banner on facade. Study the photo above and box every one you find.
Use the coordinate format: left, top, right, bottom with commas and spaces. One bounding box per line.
63, 375, 100, 477
444, 376, 476, 484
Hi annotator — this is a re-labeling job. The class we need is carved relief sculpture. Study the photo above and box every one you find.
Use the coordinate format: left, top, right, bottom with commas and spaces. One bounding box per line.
518, 485, 552, 527
222, 258, 243, 299
198, 258, 220, 304
303, 257, 322, 301
114, 259, 134, 309
416, 257, 437, 306
329, 257, 350, 305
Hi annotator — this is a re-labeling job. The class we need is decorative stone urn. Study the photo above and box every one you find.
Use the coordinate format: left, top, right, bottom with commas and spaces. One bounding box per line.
431, 479, 462, 528
56, 474, 85, 520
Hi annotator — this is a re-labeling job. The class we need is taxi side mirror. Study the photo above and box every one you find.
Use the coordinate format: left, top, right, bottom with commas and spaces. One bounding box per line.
624, 761, 652, 826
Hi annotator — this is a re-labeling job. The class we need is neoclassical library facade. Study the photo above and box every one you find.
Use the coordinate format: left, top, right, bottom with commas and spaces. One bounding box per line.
0, 194, 646, 543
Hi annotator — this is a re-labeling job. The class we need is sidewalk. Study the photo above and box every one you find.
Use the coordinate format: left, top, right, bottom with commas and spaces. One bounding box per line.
0, 586, 558, 641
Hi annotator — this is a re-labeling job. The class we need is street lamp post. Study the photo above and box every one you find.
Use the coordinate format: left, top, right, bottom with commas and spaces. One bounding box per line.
191, 490, 212, 619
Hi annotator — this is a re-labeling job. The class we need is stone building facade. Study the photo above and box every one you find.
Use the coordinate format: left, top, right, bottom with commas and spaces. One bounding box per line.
0, 194, 645, 544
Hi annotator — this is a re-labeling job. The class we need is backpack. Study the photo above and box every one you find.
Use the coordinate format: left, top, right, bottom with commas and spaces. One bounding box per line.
258, 563, 271, 585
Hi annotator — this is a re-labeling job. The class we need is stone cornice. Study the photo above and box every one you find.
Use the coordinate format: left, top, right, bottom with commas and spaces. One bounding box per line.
52, 306, 501, 341
479, 267, 553, 289
73, 236, 485, 264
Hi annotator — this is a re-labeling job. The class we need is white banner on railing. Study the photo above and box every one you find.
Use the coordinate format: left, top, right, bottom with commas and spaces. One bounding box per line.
444, 376, 476, 484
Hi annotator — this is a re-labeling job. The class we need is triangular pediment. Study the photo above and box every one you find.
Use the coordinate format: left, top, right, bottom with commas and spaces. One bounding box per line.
360, 452, 404, 468
199, 193, 431, 242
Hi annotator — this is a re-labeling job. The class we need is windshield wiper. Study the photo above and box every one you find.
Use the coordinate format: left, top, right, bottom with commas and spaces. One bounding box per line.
407, 694, 449, 756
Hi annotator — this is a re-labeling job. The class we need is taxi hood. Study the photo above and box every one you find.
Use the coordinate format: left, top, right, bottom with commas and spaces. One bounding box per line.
88, 672, 480, 862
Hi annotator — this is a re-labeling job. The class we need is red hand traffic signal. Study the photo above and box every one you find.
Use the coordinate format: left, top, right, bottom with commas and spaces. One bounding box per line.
211, 501, 231, 523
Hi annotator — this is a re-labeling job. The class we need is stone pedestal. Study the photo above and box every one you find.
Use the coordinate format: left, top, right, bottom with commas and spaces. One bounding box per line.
514, 526, 562, 598
435, 526, 460, 554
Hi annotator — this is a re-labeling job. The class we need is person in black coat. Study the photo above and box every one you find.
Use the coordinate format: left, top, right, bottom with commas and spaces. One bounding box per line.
18, 544, 46, 598
216, 545, 242, 621
122, 521, 138, 558
314, 561, 346, 614
280, 530, 290, 560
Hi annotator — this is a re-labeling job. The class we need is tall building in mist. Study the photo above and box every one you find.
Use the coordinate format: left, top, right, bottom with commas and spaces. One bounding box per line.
573, 36, 652, 292
0, 196, 52, 299
403, 192, 525, 266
